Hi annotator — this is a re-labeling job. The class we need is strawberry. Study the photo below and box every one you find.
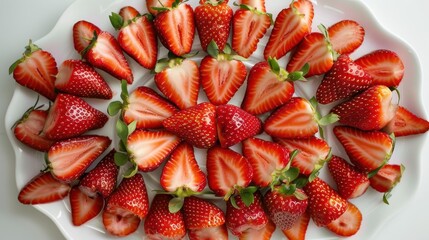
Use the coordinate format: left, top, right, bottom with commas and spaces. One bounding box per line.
274, 136, 331, 178
325, 202, 362, 237
55, 59, 112, 99
144, 194, 186, 239
18, 172, 71, 205
231, 3, 271, 58
127, 129, 181, 171
110, 6, 158, 70
41, 93, 108, 140
13, 103, 54, 152
316, 54, 373, 104
46, 135, 111, 182
390, 105, 429, 137
9, 40, 57, 101
194, 0, 233, 52
69, 186, 104, 226
103, 173, 149, 236
241, 58, 307, 115
327, 155, 370, 199
216, 104, 262, 148
328, 20, 365, 55
154, 56, 200, 110
303, 177, 347, 227
333, 126, 394, 173
82, 30, 133, 84
331, 85, 397, 131
160, 142, 207, 194
355, 49, 405, 87
146, 0, 175, 16
163, 102, 217, 148
281, 211, 310, 240
200, 41, 247, 105
206, 146, 253, 198
240, 219, 276, 240
72, 20, 101, 54
239, 0, 266, 12
370, 164, 404, 204
153, 0, 195, 56
264, 0, 314, 60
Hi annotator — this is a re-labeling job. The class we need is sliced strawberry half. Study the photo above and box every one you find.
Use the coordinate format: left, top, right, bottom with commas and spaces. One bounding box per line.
325, 202, 362, 237
69, 186, 104, 226
240, 219, 276, 240
390, 105, 429, 137
72, 20, 101, 54
370, 164, 404, 204
102, 207, 141, 237
328, 20, 365, 55
281, 211, 310, 240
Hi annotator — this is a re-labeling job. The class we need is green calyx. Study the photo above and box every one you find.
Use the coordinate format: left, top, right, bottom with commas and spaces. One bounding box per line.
368, 133, 397, 178
267, 57, 309, 82
9, 39, 42, 74
229, 185, 258, 209
80, 30, 98, 57
309, 97, 339, 139
152, 0, 183, 12
154, 51, 198, 73
206, 40, 246, 62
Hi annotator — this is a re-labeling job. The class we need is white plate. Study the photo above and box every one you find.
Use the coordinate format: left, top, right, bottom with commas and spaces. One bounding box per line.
4, 0, 424, 239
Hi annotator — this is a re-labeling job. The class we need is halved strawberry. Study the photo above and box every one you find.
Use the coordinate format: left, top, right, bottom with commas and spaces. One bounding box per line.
239, 0, 266, 12
9, 40, 57, 101
188, 225, 228, 240
328, 20, 365, 55
110, 6, 158, 70
102, 208, 141, 237
355, 49, 405, 87
370, 164, 404, 204
325, 202, 362, 237
281, 211, 310, 240
390, 105, 429, 137
264, 0, 314, 60
47, 135, 111, 182
18, 172, 71, 205
72, 20, 101, 54
240, 219, 276, 240
55, 59, 112, 99
69, 186, 104, 226
146, 0, 175, 16
127, 129, 181, 171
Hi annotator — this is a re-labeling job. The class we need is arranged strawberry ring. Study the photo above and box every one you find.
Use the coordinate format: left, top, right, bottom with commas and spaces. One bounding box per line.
5, 0, 429, 239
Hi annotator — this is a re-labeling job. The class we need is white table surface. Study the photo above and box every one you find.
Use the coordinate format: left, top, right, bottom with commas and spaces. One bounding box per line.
1, 0, 427, 239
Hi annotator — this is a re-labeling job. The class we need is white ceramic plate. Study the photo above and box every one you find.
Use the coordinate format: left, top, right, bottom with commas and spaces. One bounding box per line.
5, 0, 424, 239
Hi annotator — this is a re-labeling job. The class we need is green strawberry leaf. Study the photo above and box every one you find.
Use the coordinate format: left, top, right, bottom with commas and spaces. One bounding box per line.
107, 101, 123, 116
109, 12, 124, 30
114, 152, 129, 166
168, 197, 184, 213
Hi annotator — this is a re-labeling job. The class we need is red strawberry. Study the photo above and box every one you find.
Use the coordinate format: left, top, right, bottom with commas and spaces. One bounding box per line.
41, 93, 108, 140
206, 146, 253, 198
69, 186, 104, 226
127, 129, 181, 171
331, 85, 397, 131
327, 155, 370, 199
146, 0, 175, 16
328, 20, 365, 55
55, 59, 112, 99
240, 219, 276, 240
355, 49, 405, 87
281, 211, 310, 240
82, 30, 133, 84
241, 58, 307, 115
333, 126, 394, 173
72, 20, 101, 54
103, 173, 149, 236
239, 0, 266, 12
160, 142, 207, 193
163, 102, 217, 148
110, 6, 158, 70
153, 0, 195, 56
18, 172, 71, 205
264, 0, 314, 60
232, 4, 271, 58
370, 164, 404, 204
9, 40, 57, 101
200, 41, 247, 105
216, 104, 262, 148
47, 135, 111, 182
274, 136, 331, 177
390, 105, 429, 137
325, 202, 362, 237
316, 54, 373, 104
195, 0, 233, 52
144, 194, 186, 239
154, 57, 200, 110
303, 177, 347, 227
242, 137, 290, 187
13, 104, 54, 151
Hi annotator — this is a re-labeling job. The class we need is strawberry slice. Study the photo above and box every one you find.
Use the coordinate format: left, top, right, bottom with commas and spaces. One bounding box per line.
370, 164, 404, 204
355, 49, 405, 87
72, 20, 101, 54
18, 172, 71, 205
160, 142, 207, 193
146, 0, 175, 16
55, 59, 112, 99
110, 6, 158, 70
200, 41, 247, 105
239, 0, 266, 12
333, 126, 394, 173
9, 40, 57, 101
69, 186, 104, 226
325, 202, 362, 237
47, 135, 111, 182
390, 106, 429, 137
281, 211, 310, 240
42, 93, 108, 140
127, 129, 181, 172
216, 104, 262, 148
327, 155, 370, 199
264, 0, 314, 60
102, 208, 141, 237
240, 219, 276, 240
328, 20, 365, 55
163, 102, 217, 149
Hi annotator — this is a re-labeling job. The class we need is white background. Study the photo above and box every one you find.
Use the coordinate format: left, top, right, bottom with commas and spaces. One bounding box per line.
0, 0, 427, 239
